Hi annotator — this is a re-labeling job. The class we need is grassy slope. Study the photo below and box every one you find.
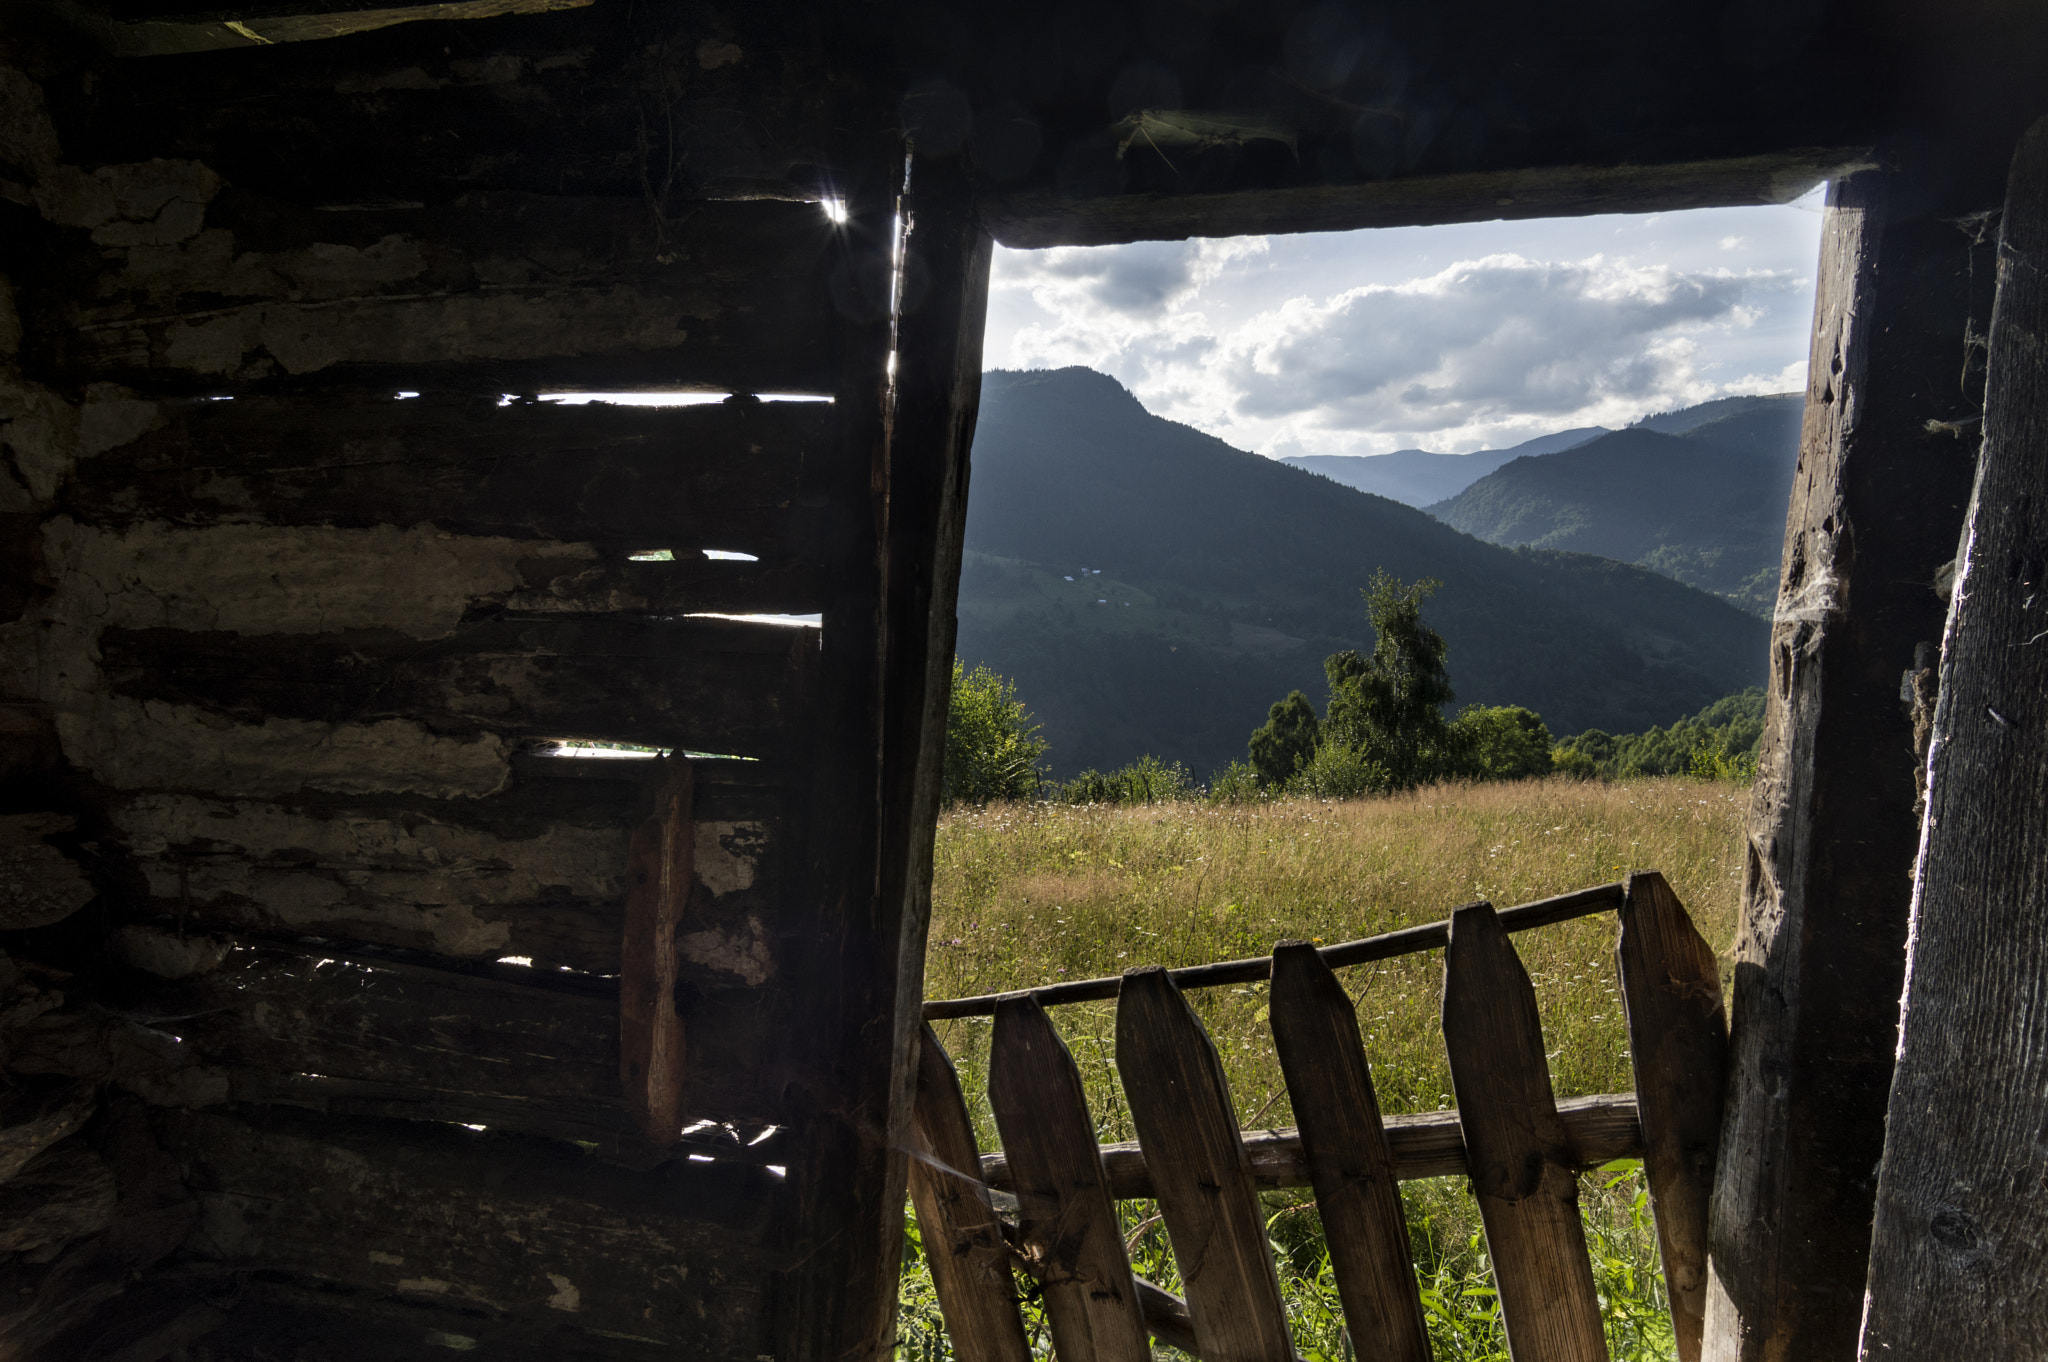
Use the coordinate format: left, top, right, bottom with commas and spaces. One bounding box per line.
904, 778, 1745, 1359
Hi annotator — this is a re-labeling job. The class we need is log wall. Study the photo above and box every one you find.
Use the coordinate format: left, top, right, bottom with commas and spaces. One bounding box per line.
0, 6, 932, 1355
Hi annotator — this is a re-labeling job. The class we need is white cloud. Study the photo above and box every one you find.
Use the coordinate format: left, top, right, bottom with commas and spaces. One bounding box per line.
1228, 254, 1791, 435
983, 202, 1821, 456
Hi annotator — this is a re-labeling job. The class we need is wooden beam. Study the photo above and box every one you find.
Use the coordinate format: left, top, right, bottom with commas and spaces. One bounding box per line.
1705, 165, 1992, 1362
979, 1094, 1645, 1201
1858, 115, 2048, 1356
984, 148, 1867, 248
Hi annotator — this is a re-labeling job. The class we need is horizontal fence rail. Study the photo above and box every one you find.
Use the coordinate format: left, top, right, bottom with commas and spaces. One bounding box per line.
922, 881, 1625, 1018
979, 1092, 1643, 1200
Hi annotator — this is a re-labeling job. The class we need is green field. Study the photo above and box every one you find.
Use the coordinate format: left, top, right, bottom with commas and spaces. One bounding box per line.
901, 775, 1749, 1360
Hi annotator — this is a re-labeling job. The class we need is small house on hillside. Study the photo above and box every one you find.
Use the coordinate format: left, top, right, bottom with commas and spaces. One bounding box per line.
0, 0, 2043, 1357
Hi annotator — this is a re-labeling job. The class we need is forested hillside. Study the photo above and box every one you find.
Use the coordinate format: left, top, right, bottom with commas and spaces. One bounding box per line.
959, 368, 1767, 777
1427, 395, 1802, 614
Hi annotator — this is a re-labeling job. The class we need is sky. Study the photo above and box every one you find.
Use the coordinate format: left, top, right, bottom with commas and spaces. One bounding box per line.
981, 188, 1826, 458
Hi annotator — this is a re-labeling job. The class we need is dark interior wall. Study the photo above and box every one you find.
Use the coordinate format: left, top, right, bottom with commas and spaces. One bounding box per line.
0, 4, 929, 1356
1, 0, 2046, 1358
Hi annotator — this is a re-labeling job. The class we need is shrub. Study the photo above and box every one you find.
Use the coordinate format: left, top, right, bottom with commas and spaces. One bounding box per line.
1052, 754, 1192, 805
1289, 740, 1394, 799
941, 659, 1046, 805
1248, 690, 1321, 786
1208, 759, 1268, 804
1449, 704, 1555, 781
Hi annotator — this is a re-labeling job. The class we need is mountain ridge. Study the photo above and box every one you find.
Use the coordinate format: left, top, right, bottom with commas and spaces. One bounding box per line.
960, 367, 1767, 776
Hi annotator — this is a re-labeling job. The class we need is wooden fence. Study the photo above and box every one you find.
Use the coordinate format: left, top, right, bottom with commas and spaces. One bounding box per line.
906, 871, 1727, 1362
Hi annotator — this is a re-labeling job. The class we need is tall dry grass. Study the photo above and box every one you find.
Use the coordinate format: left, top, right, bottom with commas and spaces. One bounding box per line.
902, 776, 1748, 1361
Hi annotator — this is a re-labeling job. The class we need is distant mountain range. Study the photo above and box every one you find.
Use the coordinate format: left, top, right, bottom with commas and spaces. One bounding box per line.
1280, 427, 1608, 507
959, 368, 1768, 778
1427, 395, 1803, 615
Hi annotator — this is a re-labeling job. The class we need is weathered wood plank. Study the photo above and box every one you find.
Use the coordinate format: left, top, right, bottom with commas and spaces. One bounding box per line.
153, 1106, 778, 1354
1268, 942, 1430, 1362
10, 942, 788, 1134
1707, 164, 1992, 1362
95, 614, 814, 756
620, 757, 690, 1142
1115, 966, 1292, 1362
986, 994, 1149, 1362
1442, 902, 1608, 1362
70, 395, 832, 559
907, 1027, 1031, 1362
1858, 116, 2048, 1358
31, 190, 840, 394
103, 781, 785, 979
1615, 872, 1726, 1362
980, 1094, 1645, 1200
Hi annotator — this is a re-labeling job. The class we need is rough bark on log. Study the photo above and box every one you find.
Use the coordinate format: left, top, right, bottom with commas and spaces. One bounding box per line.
1706, 165, 1990, 1362
155, 1106, 779, 1354
1857, 115, 2048, 1358
71, 394, 828, 556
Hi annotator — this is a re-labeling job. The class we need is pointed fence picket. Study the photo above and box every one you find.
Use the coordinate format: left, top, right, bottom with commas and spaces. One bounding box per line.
913, 873, 1727, 1362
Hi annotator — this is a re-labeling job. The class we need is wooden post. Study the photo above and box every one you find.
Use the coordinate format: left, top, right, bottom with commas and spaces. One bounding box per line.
1267, 942, 1431, 1362
1706, 164, 1992, 1362
1857, 117, 2048, 1356
1115, 966, 1294, 1362
907, 1027, 1031, 1362
988, 995, 1150, 1362
1442, 902, 1608, 1362
774, 146, 993, 1361
1614, 873, 1727, 1362
619, 755, 691, 1142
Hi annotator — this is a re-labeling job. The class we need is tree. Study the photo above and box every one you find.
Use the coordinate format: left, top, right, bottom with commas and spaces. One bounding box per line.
942, 659, 1047, 804
1321, 571, 1457, 789
1448, 705, 1555, 780
1247, 690, 1320, 786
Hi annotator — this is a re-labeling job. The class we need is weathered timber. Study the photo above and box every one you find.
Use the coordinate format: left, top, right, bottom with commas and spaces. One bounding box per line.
1115, 967, 1293, 1362
0, 1078, 96, 1183
28, 188, 840, 394
0, 1139, 117, 1254
620, 756, 690, 1142
10, 944, 787, 1134
987, 994, 1149, 1362
43, 2, 862, 206
771, 155, 992, 1362
1858, 117, 2048, 1358
95, 615, 815, 756
907, 1027, 1031, 1362
1707, 164, 1991, 1362
765, 158, 904, 1362
1268, 942, 1430, 1362
924, 882, 1625, 1019
979, 1094, 1645, 1200
104, 780, 785, 978
1443, 903, 1608, 1362
985, 149, 1862, 248
70, 394, 830, 558
80, 0, 594, 57
154, 1105, 779, 1355
1615, 873, 1727, 1362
